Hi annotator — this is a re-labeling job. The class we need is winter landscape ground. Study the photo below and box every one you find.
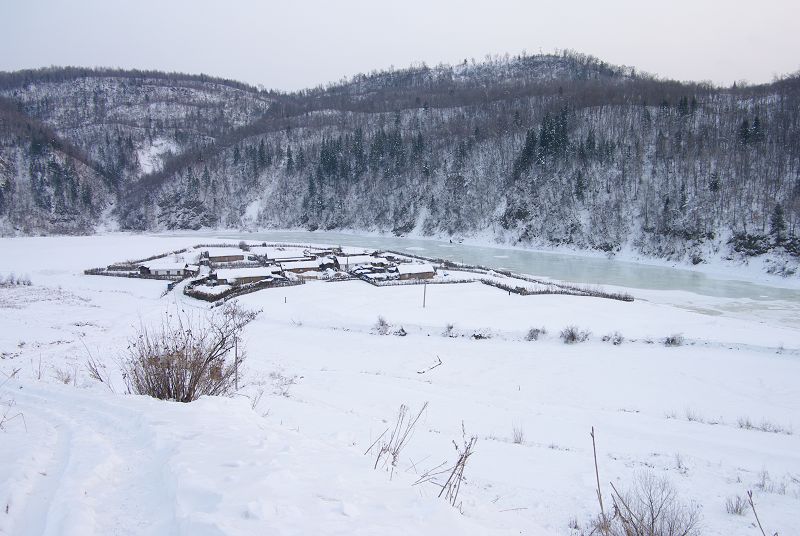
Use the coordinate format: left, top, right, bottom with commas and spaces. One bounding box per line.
1, 232, 799, 535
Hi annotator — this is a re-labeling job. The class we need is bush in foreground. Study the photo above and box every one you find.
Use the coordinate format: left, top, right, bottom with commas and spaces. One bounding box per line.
121, 303, 259, 402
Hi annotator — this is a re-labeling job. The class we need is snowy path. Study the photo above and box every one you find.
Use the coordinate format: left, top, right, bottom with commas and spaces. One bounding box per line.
1, 382, 496, 536
5, 384, 177, 536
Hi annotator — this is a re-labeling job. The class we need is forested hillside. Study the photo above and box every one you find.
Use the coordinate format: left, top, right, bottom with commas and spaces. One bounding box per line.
0, 96, 114, 233
1, 54, 798, 270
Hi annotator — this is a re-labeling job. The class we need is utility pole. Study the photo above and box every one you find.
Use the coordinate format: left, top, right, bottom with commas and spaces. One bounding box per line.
234, 333, 239, 390
423, 282, 427, 308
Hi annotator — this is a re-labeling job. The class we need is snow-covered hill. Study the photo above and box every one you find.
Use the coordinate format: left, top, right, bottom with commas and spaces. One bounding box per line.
1, 55, 798, 275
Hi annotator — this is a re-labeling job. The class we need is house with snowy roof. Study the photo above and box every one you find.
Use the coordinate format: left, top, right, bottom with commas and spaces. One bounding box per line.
213, 266, 282, 285
397, 263, 435, 280
201, 247, 259, 264
334, 255, 388, 271
139, 261, 198, 277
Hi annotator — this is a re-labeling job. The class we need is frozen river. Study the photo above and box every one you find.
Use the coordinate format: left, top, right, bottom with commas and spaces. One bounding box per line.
188, 230, 800, 303
173, 230, 795, 329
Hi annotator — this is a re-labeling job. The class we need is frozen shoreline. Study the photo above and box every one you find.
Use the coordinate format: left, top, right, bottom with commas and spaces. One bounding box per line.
9, 226, 799, 289
131, 226, 800, 291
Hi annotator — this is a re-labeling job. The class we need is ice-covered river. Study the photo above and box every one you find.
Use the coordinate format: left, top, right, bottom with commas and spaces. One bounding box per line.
193, 230, 800, 305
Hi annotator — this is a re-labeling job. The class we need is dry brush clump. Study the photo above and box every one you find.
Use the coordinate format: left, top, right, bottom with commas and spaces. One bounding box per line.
561, 325, 591, 344
121, 303, 259, 402
525, 327, 547, 341
725, 494, 748, 515
439, 424, 478, 508
512, 424, 525, 444
602, 473, 701, 536
0, 273, 32, 287
366, 402, 428, 479
372, 316, 407, 336
52, 366, 76, 386
373, 316, 391, 335
737, 416, 793, 435
414, 421, 478, 510
0, 370, 26, 432
602, 331, 624, 345
471, 328, 492, 340
585, 427, 701, 536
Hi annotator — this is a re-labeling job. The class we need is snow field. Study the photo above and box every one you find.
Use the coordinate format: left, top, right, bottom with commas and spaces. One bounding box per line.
1, 234, 799, 535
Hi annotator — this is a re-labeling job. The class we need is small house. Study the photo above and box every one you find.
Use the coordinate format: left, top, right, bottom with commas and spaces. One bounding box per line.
279, 259, 323, 274
397, 263, 435, 280
334, 255, 387, 271
214, 266, 282, 285
202, 247, 258, 264
140, 261, 193, 277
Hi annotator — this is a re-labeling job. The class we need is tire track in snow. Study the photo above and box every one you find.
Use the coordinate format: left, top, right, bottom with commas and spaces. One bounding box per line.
9, 385, 178, 536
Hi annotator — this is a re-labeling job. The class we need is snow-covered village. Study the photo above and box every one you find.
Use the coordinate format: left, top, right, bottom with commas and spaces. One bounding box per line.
2, 2, 800, 535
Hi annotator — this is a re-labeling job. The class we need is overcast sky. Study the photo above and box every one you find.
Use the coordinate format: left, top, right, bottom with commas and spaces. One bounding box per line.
2, 0, 798, 90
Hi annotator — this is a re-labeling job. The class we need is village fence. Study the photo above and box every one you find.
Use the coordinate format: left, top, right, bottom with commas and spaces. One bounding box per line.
184, 278, 304, 303
84, 268, 184, 281
382, 249, 633, 302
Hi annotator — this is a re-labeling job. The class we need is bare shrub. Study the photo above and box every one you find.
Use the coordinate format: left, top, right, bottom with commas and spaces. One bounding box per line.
674, 453, 688, 475
525, 327, 547, 341
738, 416, 793, 435
85, 355, 110, 386
602, 331, 624, 345
737, 416, 754, 430
664, 334, 684, 347
512, 425, 525, 444
439, 423, 478, 508
598, 472, 701, 536
752, 469, 787, 495
373, 316, 390, 335
471, 328, 492, 340
366, 402, 428, 479
238, 240, 250, 251
268, 370, 297, 397
393, 326, 407, 337
587, 428, 700, 536
0, 273, 32, 287
684, 408, 704, 423
725, 495, 747, 515
83, 340, 114, 391
442, 323, 457, 337
53, 367, 73, 385
121, 303, 259, 402
412, 422, 478, 510
0, 398, 25, 432
561, 325, 591, 344
0, 371, 26, 432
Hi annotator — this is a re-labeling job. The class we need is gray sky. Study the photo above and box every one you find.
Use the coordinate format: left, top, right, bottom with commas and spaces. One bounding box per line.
2, 0, 798, 90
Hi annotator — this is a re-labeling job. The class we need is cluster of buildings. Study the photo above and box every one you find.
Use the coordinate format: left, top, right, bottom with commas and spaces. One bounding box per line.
164, 244, 437, 297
